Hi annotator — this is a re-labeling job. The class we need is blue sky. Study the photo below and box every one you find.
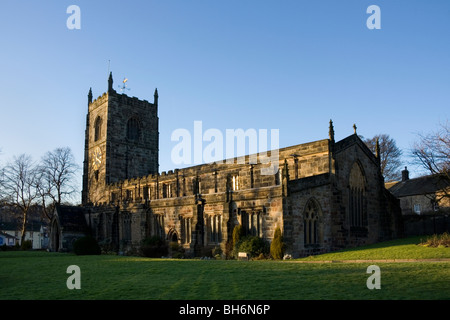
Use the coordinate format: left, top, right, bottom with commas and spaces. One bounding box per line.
0, 1, 449, 203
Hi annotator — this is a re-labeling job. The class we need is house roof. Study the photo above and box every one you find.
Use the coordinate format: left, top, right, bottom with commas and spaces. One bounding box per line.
0, 221, 46, 232
0, 231, 18, 239
54, 205, 89, 233
388, 174, 449, 197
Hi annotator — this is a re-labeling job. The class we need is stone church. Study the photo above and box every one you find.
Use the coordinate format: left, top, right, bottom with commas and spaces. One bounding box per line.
50, 74, 402, 257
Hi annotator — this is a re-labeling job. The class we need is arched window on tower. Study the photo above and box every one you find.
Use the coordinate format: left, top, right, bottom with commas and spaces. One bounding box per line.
349, 162, 367, 231
127, 117, 141, 141
94, 116, 102, 141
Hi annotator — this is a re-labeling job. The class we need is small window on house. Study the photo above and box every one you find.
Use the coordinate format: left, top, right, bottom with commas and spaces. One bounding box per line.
413, 204, 421, 215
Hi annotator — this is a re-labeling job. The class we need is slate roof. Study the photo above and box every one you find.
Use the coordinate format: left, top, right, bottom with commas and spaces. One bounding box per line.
388, 174, 449, 197
0, 221, 46, 232
0, 231, 18, 239
55, 205, 89, 233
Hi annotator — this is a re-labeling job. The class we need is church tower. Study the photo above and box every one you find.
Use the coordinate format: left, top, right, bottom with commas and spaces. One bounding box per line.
82, 73, 159, 205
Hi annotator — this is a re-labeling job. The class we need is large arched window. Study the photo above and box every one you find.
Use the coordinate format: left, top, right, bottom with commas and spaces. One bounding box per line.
349, 162, 367, 228
94, 116, 102, 141
127, 118, 141, 141
303, 198, 322, 246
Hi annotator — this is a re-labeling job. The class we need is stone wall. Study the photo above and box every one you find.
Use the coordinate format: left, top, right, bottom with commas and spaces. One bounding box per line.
402, 213, 450, 236
88, 138, 337, 256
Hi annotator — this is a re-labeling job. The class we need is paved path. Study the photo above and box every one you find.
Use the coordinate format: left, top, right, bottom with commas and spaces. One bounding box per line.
288, 258, 450, 263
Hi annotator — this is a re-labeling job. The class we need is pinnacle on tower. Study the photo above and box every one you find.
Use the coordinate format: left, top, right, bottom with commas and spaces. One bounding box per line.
88, 87, 93, 105
375, 137, 380, 160
108, 72, 114, 93
329, 119, 335, 143
154, 88, 159, 106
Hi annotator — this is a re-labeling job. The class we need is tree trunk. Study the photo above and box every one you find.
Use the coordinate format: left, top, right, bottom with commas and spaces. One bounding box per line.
20, 210, 29, 247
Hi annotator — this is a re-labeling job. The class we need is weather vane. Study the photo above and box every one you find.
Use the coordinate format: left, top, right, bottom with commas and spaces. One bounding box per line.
118, 77, 131, 93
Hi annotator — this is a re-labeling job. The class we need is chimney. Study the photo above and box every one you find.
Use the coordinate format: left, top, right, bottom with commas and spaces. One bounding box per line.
402, 166, 409, 181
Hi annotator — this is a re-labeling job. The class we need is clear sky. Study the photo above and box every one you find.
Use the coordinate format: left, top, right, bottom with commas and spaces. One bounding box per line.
0, 0, 449, 204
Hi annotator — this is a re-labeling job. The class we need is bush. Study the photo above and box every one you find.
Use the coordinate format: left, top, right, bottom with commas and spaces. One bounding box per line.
98, 238, 116, 254
225, 240, 234, 259
73, 236, 101, 255
270, 227, 285, 260
235, 236, 269, 259
21, 240, 33, 251
212, 246, 223, 257
169, 241, 185, 259
232, 225, 244, 247
140, 236, 168, 258
420, 232, 450, 248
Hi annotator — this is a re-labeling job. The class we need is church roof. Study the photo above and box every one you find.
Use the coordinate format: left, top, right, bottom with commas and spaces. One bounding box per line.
54, 205, 89, 233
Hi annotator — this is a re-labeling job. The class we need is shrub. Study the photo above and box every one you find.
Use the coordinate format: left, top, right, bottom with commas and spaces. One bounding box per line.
270, 227, 285, 260
420, 232, 450, 248
73, 236, 101, 255
232, 225, 244, 247
140, 236, 168, 258
169, 241, 185, 259
225, 240, 234, 259
211, 246, 223, 259
98, 238, 116, 254
212, 246, 222, 257
235, 236, 269, 259
21, 240, 33, 251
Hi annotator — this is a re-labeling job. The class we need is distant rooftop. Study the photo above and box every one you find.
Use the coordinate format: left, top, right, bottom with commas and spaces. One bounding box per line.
388, 174, 449, 197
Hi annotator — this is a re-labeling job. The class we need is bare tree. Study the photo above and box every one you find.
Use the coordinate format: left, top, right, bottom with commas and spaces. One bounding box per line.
2, 154, 40, 245
363, 134, 403, 182
37, 147, 80, 221
412, 121, 450, 201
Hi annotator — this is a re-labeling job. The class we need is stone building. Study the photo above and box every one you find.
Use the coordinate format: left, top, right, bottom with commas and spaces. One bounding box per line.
387, 167, 449, 236
51, 74, 402, 257
388, 167, 450, 215
50, 205, 89, 252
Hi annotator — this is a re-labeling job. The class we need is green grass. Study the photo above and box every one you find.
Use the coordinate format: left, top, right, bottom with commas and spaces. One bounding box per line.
297, 236, 450, 261
1, 236, 449, 300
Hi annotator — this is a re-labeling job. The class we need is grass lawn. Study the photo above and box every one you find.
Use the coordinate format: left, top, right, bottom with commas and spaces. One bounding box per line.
1, 236, 449, 300
297, 236, 450, 261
